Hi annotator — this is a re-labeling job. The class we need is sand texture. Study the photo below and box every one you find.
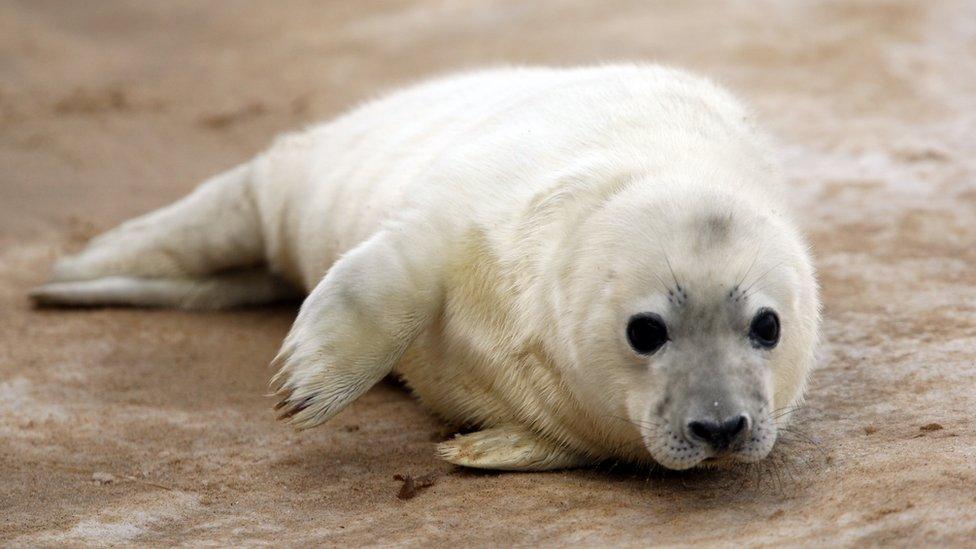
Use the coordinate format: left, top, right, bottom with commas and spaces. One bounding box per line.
2, 0, 975, 546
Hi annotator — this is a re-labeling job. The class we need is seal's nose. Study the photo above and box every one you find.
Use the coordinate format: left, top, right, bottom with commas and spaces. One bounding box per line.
686, 414, 750, 452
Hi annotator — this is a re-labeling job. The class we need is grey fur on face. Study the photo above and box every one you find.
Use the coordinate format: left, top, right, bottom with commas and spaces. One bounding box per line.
642, 281, 778, 469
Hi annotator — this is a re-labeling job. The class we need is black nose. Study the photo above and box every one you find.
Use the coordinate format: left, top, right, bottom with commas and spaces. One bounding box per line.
686, 414, 750, 452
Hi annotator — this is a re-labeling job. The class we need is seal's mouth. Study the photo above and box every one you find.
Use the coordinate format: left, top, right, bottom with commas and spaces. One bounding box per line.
699, 454, 736, 468
641, 411, 779, 470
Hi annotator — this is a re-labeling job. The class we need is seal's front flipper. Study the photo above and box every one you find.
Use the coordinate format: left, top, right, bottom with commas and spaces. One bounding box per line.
436, 425, 590, 471
271, 229, 443, 429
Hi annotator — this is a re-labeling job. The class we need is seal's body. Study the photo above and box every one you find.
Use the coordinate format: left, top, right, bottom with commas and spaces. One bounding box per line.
33, 66, 820, 471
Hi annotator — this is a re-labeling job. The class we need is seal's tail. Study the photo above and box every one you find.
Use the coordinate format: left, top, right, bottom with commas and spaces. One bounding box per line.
30, 163, 298, 309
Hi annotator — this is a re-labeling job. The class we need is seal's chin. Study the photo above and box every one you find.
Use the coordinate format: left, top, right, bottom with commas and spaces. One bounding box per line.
646, 444, 772, 471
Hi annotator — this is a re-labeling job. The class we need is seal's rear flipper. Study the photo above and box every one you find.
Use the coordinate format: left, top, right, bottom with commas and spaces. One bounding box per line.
436, 425, 589, 471
270, 228, 444, 429
30, 270, 299, 310
42, 163, 266, 290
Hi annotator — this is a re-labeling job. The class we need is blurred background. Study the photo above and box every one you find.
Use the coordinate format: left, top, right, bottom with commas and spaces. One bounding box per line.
2, 1, 975, 545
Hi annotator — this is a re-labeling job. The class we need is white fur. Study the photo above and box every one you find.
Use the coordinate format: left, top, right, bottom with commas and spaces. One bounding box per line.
33, 65, 820, 470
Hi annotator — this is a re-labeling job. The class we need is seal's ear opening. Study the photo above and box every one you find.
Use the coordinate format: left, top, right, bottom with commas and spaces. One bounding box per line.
437, 425, 589, 471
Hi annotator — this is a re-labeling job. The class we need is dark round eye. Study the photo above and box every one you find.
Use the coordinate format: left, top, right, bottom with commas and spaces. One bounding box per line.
626, 313, 669, 355
749, 308, 780, 349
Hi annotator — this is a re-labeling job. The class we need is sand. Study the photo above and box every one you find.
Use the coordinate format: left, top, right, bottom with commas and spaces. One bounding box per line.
2, 0, 975, 545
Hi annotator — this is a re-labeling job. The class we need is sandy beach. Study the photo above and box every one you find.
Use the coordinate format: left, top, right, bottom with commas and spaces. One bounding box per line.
2, 1, 975, 545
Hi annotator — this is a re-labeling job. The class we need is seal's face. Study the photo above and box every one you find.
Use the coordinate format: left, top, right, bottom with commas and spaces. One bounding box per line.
562, 187, 819, 470
621, 284, 784, 469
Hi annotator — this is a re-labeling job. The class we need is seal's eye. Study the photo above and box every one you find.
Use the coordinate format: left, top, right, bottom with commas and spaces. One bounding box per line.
749, 308, 780, 349
626, 313, 669, 355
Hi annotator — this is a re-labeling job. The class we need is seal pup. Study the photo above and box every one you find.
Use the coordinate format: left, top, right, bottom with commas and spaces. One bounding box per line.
31, 65, 820, 471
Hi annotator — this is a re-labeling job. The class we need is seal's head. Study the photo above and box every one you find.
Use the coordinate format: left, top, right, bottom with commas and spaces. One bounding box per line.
555, 177, 820, 470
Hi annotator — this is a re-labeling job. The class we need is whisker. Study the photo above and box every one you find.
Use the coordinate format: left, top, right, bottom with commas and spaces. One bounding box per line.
769, 405, 804, 421
606, 414, 667, 430
742, 281, 773, 301
652, 272, 672, 294
779, 429, 829, 465
735, 247, 762, 289
771, 411, 801, 421
662, 250, 681, 291
741, 260, 785, 297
